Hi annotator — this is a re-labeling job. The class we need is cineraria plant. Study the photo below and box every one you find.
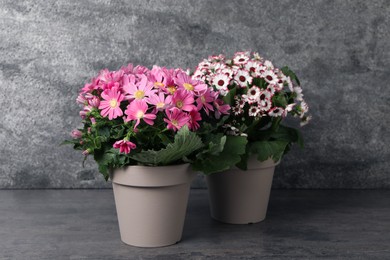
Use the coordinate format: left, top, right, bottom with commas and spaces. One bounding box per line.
64, 64, 244, 180
192, 52, 311, 172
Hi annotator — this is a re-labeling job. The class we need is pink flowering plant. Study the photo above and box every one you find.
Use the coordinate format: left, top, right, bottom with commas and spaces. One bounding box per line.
192, 52, 311, 172
64, 64, 243, 179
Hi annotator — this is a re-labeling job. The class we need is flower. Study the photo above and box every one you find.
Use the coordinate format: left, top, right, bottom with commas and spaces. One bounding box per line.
212, 73, 231, 91
196, 88, 215, 115
124, 74, 155, 100
233, 51, 250, 65
113, 140, 137, 154
99, 87, 124, 120
248, 106, 261, 117
88, 96, 100, 108
246, 86, 261, 103
234, 70, 252, 88
172, 89, 196, 112
268, 107, 284, 117
214, 99, 230, 119
124, 99, 157, 129
262, 70, 278, 85
188, 110, 202, 130
71, 129, 82, 139
175, 71, 207, 94
164, 108, 190, 131
147, 92, 172, 111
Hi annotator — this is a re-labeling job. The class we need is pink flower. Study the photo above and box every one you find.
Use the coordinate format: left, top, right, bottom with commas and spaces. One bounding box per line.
79, 106, 92, 119
214, 99, 230, 119
123, 74, 155, 100
113, 140, 137, 154
98, 87, 124, 120
76, 93, 87, 105
147, 92, 172, 112
196, 88, 215, 115
71, 129, 82, 139
172, 89, 196, 112
124, 99, 157, 129
82, 149, 90, 156
164, 108, 190, 131
187, 110, 202, 130
88, 96, 100, 108
174, 71, 207, 94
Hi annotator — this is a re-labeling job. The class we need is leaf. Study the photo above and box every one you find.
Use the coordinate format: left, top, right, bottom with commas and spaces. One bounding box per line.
249, 140, 289, 162
223, 87, 237, 106
130, 126, 203, 165
270, 125, 304, 148
281, 66, 301, 86
60, 140, 77, 146
192, 135, 248, 175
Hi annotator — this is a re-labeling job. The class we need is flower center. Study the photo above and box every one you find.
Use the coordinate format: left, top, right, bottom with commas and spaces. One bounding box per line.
109, 99, 118, 108
266, 75, 273, 81
201, 96, 206, 103
183, 83, 194, 91
171, 119, 179, 126
218, 80, 225, 86
154, 82, 165, 88
136, 111, 144, 119
239, 76, 246, 82
134, 90, 145, 99
167, 86, 176, 94
156, 102, 165, 108
176, 100, 183, 108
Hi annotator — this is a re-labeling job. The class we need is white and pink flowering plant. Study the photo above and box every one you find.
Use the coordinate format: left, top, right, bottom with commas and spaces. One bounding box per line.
65, 64, 236, 180
192, 52, 311, 172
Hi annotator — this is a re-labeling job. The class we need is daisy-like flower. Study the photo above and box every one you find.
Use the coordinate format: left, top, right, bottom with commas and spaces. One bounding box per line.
187, 110, 202, 130
98, 87, 124, 120
248, 106, 261, 117
221, 68, 234, 78
300, 101, 309, 114
147, 92, 172, 112
113, 140, 137, 154
245, 61, 261, 76
76, 93, 88, 105
175, 71, 207, 94
233, 52, 250, 65
300, 115, 312, 126
124, 99, 157, 129
234, 69, 253, 88
266, 84, 276, 95
172, 89, 196, 112
235, 98, 246, 108
212, 73, 231, 91
262, 70, 278, 85
88, 96, 100, 108
253, 52, 264, 61
197, 60, 211, 70
264, 60, 274, 70
123, 74, 155, 100
268, 107, 284, 117
246, 86, 261, 103
164, 108, 190, 131
285, 76, 294, 92
232, 106, 243, 115
259, 99, 272, 112
258, 90, 272, 106
196, 88, 215, 115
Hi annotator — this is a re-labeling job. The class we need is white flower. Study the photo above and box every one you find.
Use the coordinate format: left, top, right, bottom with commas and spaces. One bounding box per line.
233, 51, 250, 65
259, 99, 272, 112
245, 61, 261, 76
253, 52, 264, 61
192, 69, 206, 81
258, 90, 272, 106
248, 106, 261, 117
219, 88, 229, 96
212, 73, 231, 90
300, 101, 309, 114
247, 86, 261, 102
235, 98, 246, 108
294, 86, 304, 101
197, 60, 211, 70
286, 76, 294, 92
283, 103, 296, 116
232, 106, 243, 115
234, 69, 253, 88
262, 70, 278, 85
264, 60, 274, 69
211, 62, 226, 72
221, 68, 234, 78
268, 107, 284, 117
266, 84, 276, 95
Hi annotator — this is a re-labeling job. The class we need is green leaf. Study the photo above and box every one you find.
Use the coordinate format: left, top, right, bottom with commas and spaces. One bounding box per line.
249, 140, 289, 162
60, 140, 77, 146
281, 66, 301, 86
193, 135, 248, 175
270, 125, 304, 148
130, 126, 203, 165
223, 87, 237, 106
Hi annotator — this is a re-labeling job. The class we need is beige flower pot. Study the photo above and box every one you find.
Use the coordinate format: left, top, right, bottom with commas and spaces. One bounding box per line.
206, 157, 279, 224
110, 164, 196, 247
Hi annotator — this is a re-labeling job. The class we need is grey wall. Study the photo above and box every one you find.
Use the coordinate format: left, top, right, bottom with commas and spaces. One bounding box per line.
0, 0, 389, 189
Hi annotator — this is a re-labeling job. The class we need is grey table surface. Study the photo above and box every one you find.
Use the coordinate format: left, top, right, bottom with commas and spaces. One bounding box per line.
0, 189, 389, 260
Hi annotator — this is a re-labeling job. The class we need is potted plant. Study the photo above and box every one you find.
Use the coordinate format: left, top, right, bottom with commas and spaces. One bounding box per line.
64, 64, 234, 247
192, 52, 311, 224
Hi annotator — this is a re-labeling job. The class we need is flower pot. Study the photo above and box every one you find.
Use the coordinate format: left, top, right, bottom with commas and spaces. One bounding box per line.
206, 157, 279, 224
111, 164, 196, 247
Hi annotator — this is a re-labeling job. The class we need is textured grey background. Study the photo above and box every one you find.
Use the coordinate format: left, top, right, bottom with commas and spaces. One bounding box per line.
0, 0, 389, 189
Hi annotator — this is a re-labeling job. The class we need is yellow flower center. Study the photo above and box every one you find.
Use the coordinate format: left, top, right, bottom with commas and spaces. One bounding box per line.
176, 101, 183, 108
183, 83, 194, 91
171, 120, 178, 126
109, 99, 118, 108
136, 111, 144, 119
167, 86, 176, 94
154, 82, 165, 88
134, 90, 145, 99
201, 96, 206, 103
156, 102, 165, 108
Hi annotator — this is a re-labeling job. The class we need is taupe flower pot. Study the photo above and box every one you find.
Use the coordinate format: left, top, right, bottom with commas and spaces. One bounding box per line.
111, 164, 196, 247
206, 157, 279, 224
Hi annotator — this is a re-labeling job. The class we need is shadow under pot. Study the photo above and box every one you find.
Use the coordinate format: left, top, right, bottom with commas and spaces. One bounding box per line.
206, 157, 280, 224
110, 164, 196, 247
